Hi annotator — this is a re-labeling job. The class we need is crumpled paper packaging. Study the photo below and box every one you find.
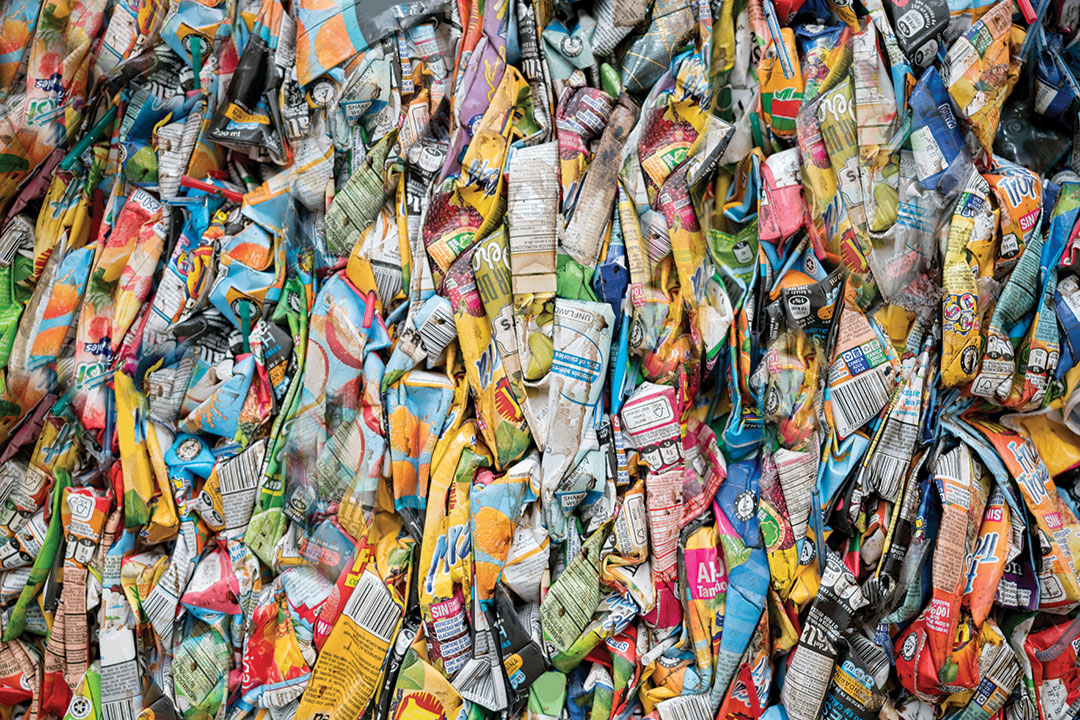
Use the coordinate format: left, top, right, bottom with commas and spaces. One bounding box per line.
7, 0, 1080, 719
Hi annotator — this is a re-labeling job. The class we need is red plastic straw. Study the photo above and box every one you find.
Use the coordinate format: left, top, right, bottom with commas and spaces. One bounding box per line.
180, 175, 245, 203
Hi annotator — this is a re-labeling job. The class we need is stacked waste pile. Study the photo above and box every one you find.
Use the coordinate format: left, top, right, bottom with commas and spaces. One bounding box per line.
3, 0, 1080, 717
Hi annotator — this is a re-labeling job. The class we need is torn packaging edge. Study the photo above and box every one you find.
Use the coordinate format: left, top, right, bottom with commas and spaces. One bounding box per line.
561, 95, 641, 269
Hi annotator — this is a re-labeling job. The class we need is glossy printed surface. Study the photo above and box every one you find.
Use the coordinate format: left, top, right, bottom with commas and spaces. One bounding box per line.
2, 0, 1080, 719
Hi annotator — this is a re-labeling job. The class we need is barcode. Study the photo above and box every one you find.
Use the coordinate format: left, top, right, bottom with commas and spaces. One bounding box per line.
218, 440, 265, 495
142, 581, 178, 640
865, 410, 920, 501
865, 453, 906, 502
986, 645, 1021, 686
453, 658, 499, 710
419, 299, 456, 354
831, 370, 890, 437
372, 260, 403, 309
342, 570, 399, 641
657, 694, 712, 720
102, 700, 137, 720
935, 445, 964, 482
847, 634, 888, 680
0, 217, 31, 265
